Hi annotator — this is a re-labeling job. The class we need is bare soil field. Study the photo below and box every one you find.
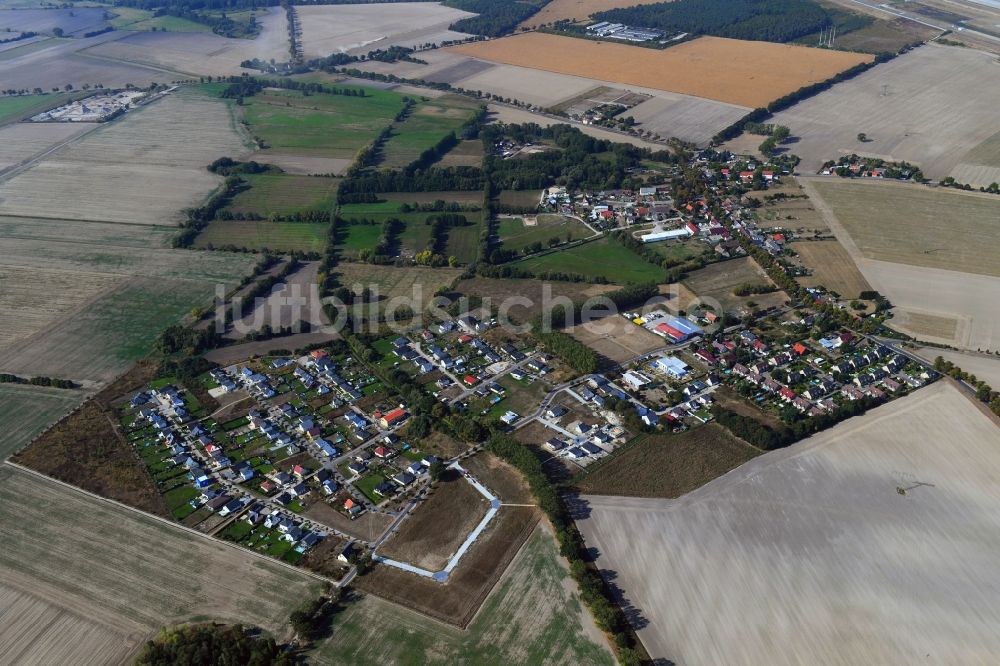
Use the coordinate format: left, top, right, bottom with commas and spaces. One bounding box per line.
0, 384, 82, 460
82, 7, 287, 76
568, 315, 665, 364
577, 381, 1000, 665
807, 179, 1000, 277
313, 525, 613, 665
520, 0, 676, 28
0, 463, 322, 659
0, 89, 248, 225
0, 122, 91, 174
683, 256, 787, 312
379, 469, 491, 571
448, 34, 872, 108
791, 240, 872, 298
573, 425, 761, 498
770, 44, 1000, 183
302, 500, 394, 543
297, 3, 474, 59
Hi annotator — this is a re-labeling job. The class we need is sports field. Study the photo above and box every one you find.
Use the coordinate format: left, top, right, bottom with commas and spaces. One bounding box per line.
194, 220, 328, 253
518, 236, 663, 284
808, 179, 1000, 277
312, 525, 612, 665
577, 381, 1000, 664
498, 214, 591, 253
448, 33, 872, 108
0, 463, 321, 661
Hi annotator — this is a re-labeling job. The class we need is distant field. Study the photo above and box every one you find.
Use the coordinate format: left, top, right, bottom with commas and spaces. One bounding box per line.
520, 0, 674, 28
498, 214, 590, 252
578, 381, 1000, 664
518, 236, 664, 284
791, 240, 872, 298
574, 425, 761, 497
242, 87, 402, 161
380, 94, 480, 168
808, 179, 1000, 277
312, 526, 613, 665
770, 44, 1000, 184
0, 464, 321, 659
195, 220, 328, 253
0, 385, 81, 460
226, 174, 340, 216
448, 33, 872, 108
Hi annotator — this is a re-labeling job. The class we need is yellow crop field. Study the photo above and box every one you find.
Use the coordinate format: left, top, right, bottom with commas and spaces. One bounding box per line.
448, 33, 873, 108
520, 0, 673, 29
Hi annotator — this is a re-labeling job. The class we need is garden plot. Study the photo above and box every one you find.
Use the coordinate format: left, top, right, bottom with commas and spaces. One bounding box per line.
770, 44, 1000, 184
0, 89, 248, 225
296, 3, 475, 59
81, 7, 288, 76
0, 463, 321, 659
577, 381, 1000, 665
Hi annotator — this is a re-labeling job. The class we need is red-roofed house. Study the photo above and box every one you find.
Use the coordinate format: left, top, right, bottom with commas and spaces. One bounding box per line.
310, 349, 329, 359
379, 407, 408, 429
374, 446, 390, 458
779, 387, 796, 401
463, 375, 478, 386
792, 342, 808, 355
458, 334, 473, 344
686, 222, 699, 235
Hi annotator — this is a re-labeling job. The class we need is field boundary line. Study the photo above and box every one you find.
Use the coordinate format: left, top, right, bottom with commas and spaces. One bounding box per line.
2, 461, 334, 586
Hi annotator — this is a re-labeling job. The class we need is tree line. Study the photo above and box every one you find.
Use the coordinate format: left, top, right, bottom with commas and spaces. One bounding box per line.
0, 374, 77, 389
445, 0, 549, 37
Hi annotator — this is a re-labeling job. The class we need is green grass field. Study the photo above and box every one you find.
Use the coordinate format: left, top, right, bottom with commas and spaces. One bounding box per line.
518, 236, 664, 284
194, 220, 328, 253
226, 174, 339, 216
337, 223, 383, 257
310, 526, 614, 665
241, 88, 404, 159
0, 384, 82, 460
0, 92, 72, 124
380, 95, 480, 168
498, 214, 589, 253
645, 237, 713, 263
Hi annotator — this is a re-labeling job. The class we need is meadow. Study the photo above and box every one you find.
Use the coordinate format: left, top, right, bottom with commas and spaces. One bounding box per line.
0, 90, 72, 124
497, 214, 590, 252
194, 220, 328, 253
518, 236, 663, 284
380, 94, 481, 168
226, 174, 340, 216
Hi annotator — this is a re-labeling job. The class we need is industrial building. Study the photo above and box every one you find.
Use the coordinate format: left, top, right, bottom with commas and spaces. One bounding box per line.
654, 317, 703, 343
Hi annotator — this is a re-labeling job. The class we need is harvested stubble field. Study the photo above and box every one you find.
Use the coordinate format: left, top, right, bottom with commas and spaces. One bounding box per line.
438, 138, 484, 167
296, 3, 474, 59
807, 179, 1000, 277
194, 220, 328, 253
0, 7, 106, 34
683, 256, 786, 312
568, 315, 666, 365
0, 464, 322, 661
82, 7, 288, 76
313, 525, 613, 665
573, 425, 761, 498
791, 240, 871, 298
770, 44, 1000, 184
0, 384, 82, 460
0, 89, 247, 225
913, 347, 1000, 388
0, 122, 91, 174
378, 469, 490, 572
448, 33, 873, 108
520, 0, 676, 28
0, 215, 176, 248
623, 92, 749, 145
577, 381, 1000, 665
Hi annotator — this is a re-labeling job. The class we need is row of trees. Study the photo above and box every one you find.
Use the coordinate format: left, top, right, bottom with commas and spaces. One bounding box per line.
933, 357, 1000, 417
445, 0, 548, 37
0, 373, 76, 389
